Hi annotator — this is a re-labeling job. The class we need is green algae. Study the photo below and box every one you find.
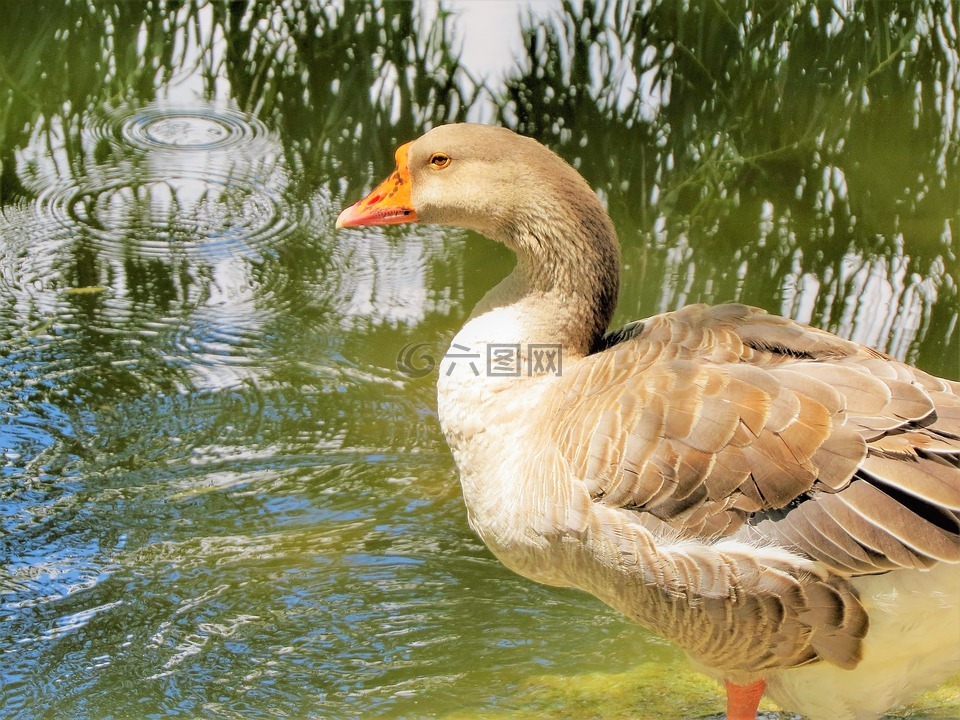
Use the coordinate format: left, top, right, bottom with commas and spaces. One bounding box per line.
441, 661, 735, 720
903, 675, 960, 719
441, 662, 960, 720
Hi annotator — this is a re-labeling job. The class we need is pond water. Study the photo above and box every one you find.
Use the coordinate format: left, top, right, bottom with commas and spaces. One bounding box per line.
0, 2, 957, 719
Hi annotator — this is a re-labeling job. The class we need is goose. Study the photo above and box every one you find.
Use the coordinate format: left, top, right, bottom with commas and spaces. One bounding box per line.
336, 123, 960, 720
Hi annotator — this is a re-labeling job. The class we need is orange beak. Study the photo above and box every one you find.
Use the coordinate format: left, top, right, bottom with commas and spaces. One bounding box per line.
336, 142, 419, 228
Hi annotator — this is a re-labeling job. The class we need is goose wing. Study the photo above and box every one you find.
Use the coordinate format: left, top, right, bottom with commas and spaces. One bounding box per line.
549, 303, 960, 575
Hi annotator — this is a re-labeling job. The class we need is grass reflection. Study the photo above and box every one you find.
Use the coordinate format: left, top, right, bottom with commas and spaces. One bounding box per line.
496, 0, 957, 377
0, 1, 957, 719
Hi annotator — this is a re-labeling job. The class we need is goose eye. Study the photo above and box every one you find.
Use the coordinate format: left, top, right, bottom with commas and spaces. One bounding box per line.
429, 153, 451, 169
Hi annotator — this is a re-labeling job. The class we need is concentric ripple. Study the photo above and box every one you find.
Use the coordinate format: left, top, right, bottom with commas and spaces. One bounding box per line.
12, 102, 294, 262
0, 100, 300, 396
34, 170, 295, 261
119, 105, 270, 152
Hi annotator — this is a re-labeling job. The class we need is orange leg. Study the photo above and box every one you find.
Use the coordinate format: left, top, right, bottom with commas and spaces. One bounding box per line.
724, 679, 766, 720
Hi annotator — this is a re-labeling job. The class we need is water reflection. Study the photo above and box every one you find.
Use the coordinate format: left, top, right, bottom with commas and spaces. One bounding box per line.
497, 0, 958, 375
2, 101, 294, 396
0, 1, 957, 719
120, 105, 271, 151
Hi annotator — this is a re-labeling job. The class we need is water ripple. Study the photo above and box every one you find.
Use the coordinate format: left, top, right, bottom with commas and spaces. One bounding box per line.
0, 102, 301, 392
32, 163, 294, 262
11, 102, 294, 260
118, 105, 270, 153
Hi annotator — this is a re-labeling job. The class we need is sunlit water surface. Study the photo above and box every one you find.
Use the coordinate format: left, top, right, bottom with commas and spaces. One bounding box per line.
0, 2, 957, 719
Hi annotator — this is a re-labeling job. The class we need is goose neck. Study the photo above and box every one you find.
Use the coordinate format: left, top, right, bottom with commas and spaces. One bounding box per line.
487, 213, 620, 356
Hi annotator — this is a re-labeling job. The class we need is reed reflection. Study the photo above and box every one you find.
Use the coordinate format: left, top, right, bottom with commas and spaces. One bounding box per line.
497, 0, 957, 376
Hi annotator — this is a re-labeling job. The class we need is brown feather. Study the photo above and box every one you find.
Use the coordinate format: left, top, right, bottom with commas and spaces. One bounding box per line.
833, 479, 960, 561
815, 489, 936, 569
880, 377, 935, 421
861, 454, 960, 510
771, 367, 844, 416
810, 425, 866, 490
791, 363, 891, 415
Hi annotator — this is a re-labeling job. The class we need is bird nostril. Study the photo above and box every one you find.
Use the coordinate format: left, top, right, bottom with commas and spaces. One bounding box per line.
365, 193, 383, 206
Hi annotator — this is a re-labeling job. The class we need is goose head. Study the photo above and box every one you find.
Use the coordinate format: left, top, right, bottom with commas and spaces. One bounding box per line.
337, 124, 609, 244
336, 123, 621, 351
